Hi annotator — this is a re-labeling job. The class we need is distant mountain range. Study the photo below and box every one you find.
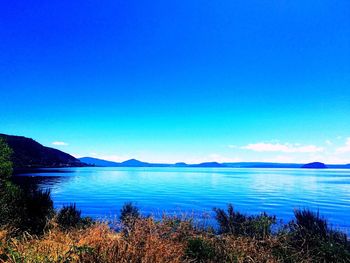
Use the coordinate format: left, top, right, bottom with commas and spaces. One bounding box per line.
79, 157, 350, 169
0, 134, 87, 168
79, 157, 172, 167
1, 133, 349, 169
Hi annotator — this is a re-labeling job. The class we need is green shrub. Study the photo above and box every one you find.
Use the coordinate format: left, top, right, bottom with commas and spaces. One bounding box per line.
57, 203, 81, 229
287, 209, 350, 262
213, 204, 276, 239
0, 181, 23, 228
0, 138, 13, 180
0, 137, 54, 235
185, 237, 216, 262
56, 203, 93, 230
293, 209, 328, 239
22, 187, 54, 234
0, 182, 54, 235
119, 202, 141, 234
120, 202, 140, 222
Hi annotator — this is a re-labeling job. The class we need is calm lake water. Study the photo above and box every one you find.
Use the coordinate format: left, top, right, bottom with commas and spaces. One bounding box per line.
15, 167, 350, 230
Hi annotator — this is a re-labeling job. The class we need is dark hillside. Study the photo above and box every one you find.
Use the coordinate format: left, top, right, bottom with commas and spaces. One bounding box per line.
0, 134, 86, 168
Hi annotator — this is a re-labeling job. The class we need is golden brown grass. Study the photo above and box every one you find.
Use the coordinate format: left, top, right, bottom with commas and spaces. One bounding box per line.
0, 216, 290, 263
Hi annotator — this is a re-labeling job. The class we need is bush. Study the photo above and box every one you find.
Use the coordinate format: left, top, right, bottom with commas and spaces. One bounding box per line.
22, 187, 54, 234
213, 204, 276, 239
1, 138, 54, 235
57, 203, 81, 229
0, 182, 54, 235
0, 181, 23, 228
287, 209, 350, 262
293, 209, 328, 239
56, 204, 93, 230
0, 138, 13, 180
120, 202, 140, 224
185, 237, 216, 262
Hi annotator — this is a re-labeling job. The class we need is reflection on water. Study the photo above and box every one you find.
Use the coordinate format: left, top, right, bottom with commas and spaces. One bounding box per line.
15, 167, 350, 231
13, 175, 71, 189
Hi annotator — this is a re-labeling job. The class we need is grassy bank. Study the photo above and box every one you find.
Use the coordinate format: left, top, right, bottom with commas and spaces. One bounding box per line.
1, 203, 350, 263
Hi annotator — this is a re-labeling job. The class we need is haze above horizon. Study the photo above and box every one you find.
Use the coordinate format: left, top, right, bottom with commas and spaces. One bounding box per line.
1, 1, 349, 164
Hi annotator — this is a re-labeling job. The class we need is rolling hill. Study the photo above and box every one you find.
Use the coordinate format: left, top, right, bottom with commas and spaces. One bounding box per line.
0, 134, 87, 168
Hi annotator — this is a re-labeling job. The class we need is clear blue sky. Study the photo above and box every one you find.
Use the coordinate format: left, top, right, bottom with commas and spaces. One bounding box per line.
1, 0, 349, 163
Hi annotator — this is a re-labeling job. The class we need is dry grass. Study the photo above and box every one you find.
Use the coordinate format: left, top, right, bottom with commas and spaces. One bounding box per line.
0, 217, 288, 263
0, 229, 9, 256
0, 218, 187, 263
3, 212, 349, 263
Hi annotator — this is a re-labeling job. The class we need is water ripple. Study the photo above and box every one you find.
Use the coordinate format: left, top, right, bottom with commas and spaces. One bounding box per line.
16, 167, 350, 229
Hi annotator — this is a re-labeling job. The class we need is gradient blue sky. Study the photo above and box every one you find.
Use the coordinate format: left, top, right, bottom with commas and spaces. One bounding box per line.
1, 0, 350, 163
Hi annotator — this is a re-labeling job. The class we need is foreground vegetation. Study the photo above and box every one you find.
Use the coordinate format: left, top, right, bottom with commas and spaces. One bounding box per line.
1, 204, 349, 263
1, 138, 350, 262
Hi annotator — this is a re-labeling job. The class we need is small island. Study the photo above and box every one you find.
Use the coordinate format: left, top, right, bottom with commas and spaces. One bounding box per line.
301, 162, 327, 169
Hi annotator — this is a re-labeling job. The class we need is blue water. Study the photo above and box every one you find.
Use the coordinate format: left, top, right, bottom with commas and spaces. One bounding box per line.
16, 167, 350, 230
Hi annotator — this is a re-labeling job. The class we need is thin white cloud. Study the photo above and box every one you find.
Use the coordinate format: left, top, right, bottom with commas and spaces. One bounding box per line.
241, 142, 324, 153
52, 141, 69, 146
228, 145, 238, 149
261, 155, 296, 163
207, 154, 242, 163
336, 138, 350, 153
325, 140, 333, 146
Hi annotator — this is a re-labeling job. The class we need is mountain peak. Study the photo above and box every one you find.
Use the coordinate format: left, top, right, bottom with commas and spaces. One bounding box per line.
121, 159, 149, 166
79, 157, 119, 167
